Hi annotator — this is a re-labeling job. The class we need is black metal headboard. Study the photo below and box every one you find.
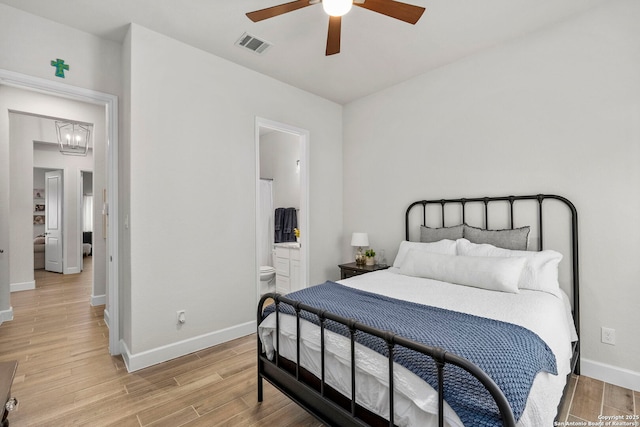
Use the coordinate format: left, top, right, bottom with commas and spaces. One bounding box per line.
405, 194, 580, 374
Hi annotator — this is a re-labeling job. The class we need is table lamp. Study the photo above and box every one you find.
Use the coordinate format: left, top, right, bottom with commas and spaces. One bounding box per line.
351, 232, 369, 265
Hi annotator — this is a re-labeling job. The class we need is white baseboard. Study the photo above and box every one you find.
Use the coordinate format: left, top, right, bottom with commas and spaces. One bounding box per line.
91, 294, 106, 306
581, 358, 640, 391
65, 267, 81, 275
120, 321, 257, 372
0, 307, 14, 325
10, 280, 35, 292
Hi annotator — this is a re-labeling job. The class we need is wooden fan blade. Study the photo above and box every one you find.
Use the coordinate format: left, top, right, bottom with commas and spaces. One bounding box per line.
326, 16, 341, 56
246, 0, 313, 22
354, 0, 425, 24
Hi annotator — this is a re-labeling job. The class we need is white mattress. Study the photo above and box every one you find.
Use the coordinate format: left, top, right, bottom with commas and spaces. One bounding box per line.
259, 268, 577, 426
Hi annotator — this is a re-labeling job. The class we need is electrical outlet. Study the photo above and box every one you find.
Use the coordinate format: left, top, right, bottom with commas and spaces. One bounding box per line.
601, 327, 616, 345
177, 310, 186, 324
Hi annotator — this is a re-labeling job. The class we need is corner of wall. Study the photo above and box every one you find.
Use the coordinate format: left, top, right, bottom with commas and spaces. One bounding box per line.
0, 306, 14, 324
91, 294, 106, 306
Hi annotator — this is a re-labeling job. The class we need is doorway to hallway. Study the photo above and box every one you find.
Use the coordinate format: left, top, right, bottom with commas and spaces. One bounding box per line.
0, 69, 120, 355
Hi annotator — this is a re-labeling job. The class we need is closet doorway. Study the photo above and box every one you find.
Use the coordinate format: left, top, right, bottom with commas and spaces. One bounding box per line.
255, 118, 309, 300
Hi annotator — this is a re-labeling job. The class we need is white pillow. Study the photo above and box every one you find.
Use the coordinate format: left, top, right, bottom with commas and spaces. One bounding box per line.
392, 239, 457, 268
399, 249, 525, 293
456, 238, 563, 298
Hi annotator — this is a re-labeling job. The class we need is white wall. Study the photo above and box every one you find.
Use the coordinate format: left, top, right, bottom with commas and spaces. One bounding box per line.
0, 4, 121, 96
121, 24, 342, 368
260, 131, 301, 210
343, 0, 640, 388
120, 28, 133, 348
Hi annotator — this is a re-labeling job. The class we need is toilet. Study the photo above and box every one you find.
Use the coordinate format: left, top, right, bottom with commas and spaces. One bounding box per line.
259, 266, 276, 295
259, 250, 276, 295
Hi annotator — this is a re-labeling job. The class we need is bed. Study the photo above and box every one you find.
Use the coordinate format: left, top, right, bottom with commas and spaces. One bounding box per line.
34, 235, 45, 269
83, 231, 92, 257
257, 194, 580, 427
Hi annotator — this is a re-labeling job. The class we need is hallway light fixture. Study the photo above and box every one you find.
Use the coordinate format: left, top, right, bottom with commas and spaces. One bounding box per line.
55, 121, 91, 156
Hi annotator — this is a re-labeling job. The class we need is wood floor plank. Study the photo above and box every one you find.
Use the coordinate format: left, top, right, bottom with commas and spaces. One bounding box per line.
568, 414, 587, 423
192, 369, 257, 416
557, 374, 578, 422
146, 406, 199, 427
137, 397, 200, 426
569, 375, 605, 422
226, 384, 312, 427
102, 414, 143, 427
193, 397, 251, 426
173, 357, 232, 386
603, 382, 635, 414
250, 401, 319, 427
227, 392, 303, 427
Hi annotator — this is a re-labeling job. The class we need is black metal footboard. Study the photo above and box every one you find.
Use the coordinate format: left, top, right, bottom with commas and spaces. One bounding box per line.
257, 293, 517, 427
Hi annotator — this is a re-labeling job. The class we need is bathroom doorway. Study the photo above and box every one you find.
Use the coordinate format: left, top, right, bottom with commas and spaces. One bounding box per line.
255, 118, 309, 300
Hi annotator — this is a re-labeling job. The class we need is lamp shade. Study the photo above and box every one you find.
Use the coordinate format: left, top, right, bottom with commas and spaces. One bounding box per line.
350, 232, 369, 247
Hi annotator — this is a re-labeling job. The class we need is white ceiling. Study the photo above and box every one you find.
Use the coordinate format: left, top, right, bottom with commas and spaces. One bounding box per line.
0, 0, 609, 104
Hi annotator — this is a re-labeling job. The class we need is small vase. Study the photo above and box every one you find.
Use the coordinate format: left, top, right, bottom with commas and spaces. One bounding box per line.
365, 256, 375, 266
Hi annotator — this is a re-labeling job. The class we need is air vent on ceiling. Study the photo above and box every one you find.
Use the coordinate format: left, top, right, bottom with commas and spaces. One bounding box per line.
235, 32, 272, 55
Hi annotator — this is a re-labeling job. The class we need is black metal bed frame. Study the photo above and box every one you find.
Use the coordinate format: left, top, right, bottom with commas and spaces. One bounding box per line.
257, 194, 580, 427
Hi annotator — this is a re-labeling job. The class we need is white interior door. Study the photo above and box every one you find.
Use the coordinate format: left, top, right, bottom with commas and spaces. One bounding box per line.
45, 170, 63, 273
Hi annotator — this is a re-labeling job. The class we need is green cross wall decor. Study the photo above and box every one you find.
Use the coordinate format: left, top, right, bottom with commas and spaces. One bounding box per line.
51, 58, 69, 78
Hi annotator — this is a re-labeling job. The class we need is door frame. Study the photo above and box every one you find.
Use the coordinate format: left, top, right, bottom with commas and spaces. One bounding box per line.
0, 69, 120, 355
78, 170, 95, 284
254, 117, 310, 301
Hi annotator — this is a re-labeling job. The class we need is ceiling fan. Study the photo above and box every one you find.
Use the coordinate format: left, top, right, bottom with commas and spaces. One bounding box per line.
246, 0, 426, 56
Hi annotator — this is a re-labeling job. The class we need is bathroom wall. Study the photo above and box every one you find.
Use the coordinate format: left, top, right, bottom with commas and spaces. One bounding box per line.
260, 130, 301, 211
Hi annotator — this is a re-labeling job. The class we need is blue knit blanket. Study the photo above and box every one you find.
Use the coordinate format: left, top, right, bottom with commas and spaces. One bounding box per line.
262, 281, 557, 427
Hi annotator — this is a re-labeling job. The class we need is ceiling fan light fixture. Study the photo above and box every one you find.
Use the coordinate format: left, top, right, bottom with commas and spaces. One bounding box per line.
322, 0, 352, 17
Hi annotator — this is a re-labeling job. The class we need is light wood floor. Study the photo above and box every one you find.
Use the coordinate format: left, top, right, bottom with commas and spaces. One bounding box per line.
0, 260, 637, 426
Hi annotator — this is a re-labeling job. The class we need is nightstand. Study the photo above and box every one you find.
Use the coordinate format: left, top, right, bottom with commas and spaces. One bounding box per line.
338, 262, 390, 279
1, 360, 18, 427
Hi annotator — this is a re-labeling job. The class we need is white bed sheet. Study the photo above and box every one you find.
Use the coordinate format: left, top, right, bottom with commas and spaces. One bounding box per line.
259, 268, 577, 426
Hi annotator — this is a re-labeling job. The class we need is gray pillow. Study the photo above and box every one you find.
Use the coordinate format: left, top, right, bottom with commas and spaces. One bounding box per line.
420, 224, 464, 243
463, 224, 530, 251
